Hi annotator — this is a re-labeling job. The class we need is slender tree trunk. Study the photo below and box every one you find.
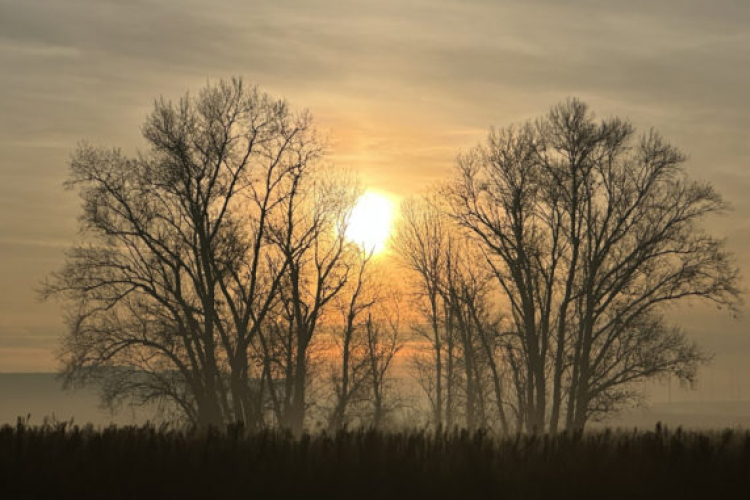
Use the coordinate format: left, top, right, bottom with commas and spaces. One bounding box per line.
445, 304, 455, 429
476, 326, 509, 434
289, 332, 308, 434
459, 320, 476, 430
330, 320, 353, 432
429, 291, 443, 428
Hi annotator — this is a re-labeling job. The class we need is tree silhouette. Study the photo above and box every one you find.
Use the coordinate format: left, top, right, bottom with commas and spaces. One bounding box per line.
44, 87, 741, 434
446, 98, 741, 431
43, 78, 359, 429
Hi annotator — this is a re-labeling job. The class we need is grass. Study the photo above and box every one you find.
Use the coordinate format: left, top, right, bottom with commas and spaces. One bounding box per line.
2, 420, 749, 499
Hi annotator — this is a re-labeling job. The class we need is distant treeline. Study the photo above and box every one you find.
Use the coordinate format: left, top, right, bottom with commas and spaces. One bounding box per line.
2, 421, 750, 499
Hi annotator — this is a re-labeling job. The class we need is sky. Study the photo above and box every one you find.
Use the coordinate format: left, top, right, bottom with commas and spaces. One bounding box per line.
1, 0, 749, 401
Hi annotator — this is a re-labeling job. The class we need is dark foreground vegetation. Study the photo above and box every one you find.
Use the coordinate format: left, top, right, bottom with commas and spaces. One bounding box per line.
2, 422, 749, 499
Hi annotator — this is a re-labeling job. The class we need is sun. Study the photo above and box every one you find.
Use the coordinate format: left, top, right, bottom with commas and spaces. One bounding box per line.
345, 191, 395, 254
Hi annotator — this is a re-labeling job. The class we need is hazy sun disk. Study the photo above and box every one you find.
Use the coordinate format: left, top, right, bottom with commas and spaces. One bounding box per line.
345, 192, 394, 254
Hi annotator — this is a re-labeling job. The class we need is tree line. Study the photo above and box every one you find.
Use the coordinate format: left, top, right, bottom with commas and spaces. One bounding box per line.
44, 78, 741, 433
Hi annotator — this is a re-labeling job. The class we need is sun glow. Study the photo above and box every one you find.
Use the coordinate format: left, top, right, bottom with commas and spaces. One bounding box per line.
345, 191, 395, 254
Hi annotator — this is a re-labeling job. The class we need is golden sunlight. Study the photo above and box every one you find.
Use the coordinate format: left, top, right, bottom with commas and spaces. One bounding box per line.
345, 191, 395, 254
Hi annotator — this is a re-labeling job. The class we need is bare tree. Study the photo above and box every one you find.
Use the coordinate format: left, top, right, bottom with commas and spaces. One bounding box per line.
443, 243, 511, 433
43, 78, 331, 428
262, 169, 361, 433
394, 195, 511, 432
446, 98, 741, 432
393, 195, 453, 427
326, 249, 376, 432
362, 289, 404, 430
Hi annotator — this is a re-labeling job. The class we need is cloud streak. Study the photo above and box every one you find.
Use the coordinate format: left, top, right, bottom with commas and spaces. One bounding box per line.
1, 0, 749, 373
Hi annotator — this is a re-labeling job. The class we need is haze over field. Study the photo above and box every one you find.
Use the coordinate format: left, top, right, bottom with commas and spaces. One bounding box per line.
1, 0, 750, 426
6, 373, 750, 429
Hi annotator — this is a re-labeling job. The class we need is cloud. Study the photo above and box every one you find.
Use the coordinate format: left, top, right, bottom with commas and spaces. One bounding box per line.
1, 0, 749, 371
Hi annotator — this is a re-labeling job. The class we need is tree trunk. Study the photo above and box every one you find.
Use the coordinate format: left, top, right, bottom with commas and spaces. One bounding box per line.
289, 339, 308, 434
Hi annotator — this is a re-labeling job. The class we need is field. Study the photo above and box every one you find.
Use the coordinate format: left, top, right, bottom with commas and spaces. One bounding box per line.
2, 422, 749, 499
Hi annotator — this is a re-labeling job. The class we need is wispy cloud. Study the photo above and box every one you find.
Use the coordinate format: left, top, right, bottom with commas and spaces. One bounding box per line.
1, 0, 749, 370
